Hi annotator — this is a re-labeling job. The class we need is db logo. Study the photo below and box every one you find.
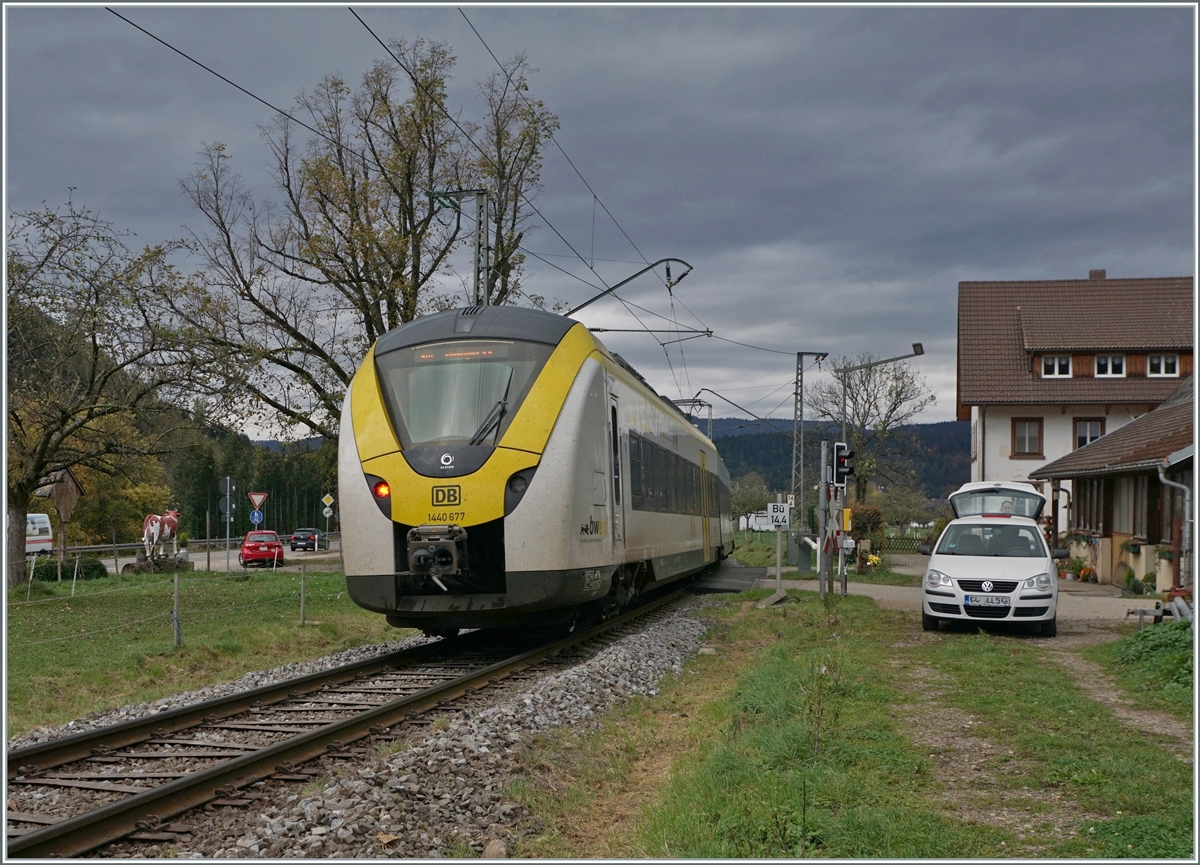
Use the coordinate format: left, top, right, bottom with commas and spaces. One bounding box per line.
432, 486, 461, 506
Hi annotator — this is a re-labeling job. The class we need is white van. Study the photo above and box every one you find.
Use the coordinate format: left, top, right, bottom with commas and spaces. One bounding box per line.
26, 513, 53, 554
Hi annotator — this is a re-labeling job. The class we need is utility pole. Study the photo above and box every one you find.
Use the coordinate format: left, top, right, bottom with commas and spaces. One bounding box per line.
817, 440, 829, 599
474, 190, 489, 305
791, 351, 828, 567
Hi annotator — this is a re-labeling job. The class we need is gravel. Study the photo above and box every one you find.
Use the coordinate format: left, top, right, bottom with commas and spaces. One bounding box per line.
6, 636, 434, 751
92, 599, 711, 858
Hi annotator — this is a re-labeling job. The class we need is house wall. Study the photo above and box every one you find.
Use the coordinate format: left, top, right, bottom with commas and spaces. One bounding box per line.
971, 404, 1145, 530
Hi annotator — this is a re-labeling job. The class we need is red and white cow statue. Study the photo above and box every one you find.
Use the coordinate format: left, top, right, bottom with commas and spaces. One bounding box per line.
143, 509, 181, 559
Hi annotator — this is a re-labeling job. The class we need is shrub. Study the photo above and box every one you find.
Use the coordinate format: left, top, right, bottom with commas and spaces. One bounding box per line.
849, 505, 884, 541
29, 556, 109, 581
1114, 620, 1193, 694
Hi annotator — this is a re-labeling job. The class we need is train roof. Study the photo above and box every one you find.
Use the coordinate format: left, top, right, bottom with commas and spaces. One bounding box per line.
375, 305, 576, 355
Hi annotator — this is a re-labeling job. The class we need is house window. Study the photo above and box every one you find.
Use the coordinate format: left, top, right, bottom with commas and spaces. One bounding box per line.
1041, 355, 1071, 377
1114, 475, 1149, 538
1011, 418, 1043, 458
1074, 477, 1105, 533
1095, 355, 1125, 377
1148, 354, 1179, 377
1074, 418, 1105, 449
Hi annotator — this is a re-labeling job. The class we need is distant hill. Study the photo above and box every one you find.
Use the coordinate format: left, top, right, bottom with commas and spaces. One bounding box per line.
698, 418, 969, 499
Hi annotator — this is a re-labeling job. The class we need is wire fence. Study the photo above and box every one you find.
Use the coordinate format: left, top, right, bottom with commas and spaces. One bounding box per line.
7, 567, 353, 652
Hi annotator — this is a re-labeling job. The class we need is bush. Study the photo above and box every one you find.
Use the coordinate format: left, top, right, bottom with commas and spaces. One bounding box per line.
849, 505, 884, 541
29, 556, 109, 581
1114, 620, 1193, 694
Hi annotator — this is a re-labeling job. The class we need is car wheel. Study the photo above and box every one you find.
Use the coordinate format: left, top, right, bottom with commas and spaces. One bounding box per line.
1040, 616, 1057, 638
238, 554, 245, 568
921, 610, 940, 632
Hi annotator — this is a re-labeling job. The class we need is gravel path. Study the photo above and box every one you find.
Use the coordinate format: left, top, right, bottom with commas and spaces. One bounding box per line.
35, 599, 709, 858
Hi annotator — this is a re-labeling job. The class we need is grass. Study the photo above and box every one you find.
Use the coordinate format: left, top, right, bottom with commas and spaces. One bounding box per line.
1083, 620, 1193, 721
731, 531, 920, 585
508, 588, 1193, 859
6, 568, 401, 736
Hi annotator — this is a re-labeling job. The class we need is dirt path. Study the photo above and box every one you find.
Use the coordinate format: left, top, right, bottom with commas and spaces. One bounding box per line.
889, 650, 1101, 856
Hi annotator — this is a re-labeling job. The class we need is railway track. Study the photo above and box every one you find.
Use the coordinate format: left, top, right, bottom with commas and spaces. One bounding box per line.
6, 589, 686, 858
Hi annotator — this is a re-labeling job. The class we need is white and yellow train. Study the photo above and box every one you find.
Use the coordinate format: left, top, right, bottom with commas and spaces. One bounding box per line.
338, 305, 734, 636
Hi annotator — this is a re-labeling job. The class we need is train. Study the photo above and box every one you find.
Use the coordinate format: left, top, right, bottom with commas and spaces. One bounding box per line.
338, 304, 734, 636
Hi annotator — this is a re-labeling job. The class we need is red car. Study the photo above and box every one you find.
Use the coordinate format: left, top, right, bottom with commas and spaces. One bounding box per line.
239, 531, 285, 568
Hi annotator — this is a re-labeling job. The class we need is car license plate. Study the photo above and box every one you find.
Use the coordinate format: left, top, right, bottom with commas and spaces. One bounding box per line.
964, 594, 1010, 607
259, 545, 268, 551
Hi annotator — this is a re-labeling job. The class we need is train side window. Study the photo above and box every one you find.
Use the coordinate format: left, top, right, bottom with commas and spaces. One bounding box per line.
655, 445, 668, 512
629, 435, 643, 509
610, 407, 622, 508
692, 465, 700, 515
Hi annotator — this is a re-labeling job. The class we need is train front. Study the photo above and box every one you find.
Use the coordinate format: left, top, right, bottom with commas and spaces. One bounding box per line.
338, 305, 610, 635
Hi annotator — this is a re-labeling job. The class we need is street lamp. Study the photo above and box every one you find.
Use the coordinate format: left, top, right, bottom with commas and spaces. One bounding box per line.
835, 342, 924, 449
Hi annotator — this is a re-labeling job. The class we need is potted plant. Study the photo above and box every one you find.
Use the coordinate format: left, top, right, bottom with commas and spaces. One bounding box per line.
1061, 555, 1087, 580
1079, 566, 1097, 583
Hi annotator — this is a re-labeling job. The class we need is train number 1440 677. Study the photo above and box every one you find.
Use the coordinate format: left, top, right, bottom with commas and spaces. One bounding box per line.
427, 512, 465, 523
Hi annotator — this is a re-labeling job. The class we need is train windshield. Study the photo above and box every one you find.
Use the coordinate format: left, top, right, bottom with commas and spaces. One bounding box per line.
374, 339, 556, 448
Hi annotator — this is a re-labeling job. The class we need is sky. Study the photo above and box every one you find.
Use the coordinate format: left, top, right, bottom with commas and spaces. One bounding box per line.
5, 4, 1195, 428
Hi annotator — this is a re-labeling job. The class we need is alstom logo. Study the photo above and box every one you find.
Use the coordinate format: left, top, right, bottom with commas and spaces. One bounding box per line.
432, 486, 461, 506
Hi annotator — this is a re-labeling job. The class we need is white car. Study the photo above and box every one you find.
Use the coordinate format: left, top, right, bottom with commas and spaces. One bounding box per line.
918, 482, 1066, 637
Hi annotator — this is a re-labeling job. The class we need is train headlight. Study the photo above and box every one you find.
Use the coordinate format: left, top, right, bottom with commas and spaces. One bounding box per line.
504, 466, 538, 516
364, 473, 392, 519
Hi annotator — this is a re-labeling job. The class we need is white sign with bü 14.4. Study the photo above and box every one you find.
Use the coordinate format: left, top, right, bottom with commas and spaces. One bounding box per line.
766, 502, 791, 526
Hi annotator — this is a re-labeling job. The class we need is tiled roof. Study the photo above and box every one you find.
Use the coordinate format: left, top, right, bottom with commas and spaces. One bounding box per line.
1030, 379, 1194, 479
959, 275, 1193, 407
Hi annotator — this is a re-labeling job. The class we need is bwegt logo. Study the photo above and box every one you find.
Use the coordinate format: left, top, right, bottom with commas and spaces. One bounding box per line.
432, 486, 462, 506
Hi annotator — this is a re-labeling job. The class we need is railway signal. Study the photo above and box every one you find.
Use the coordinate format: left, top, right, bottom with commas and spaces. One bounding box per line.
833, 442, 855, 488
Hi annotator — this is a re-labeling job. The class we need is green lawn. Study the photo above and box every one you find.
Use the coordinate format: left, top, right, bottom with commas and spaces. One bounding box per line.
6, 568, 400, 736
730, 530, 920, 586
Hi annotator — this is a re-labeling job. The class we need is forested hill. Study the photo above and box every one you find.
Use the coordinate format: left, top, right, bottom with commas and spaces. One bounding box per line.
705, 419, 970, 499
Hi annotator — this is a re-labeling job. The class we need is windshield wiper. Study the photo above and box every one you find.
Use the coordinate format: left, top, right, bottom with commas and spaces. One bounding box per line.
468, 368, 515, 446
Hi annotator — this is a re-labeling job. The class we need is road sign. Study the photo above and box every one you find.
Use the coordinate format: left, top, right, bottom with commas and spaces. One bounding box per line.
787, 494, 795, 508
323, 506, 334, 518
248, 492, 268, 510
322, 493, 334, 507
218, 496, 234, 515
249, 509, 263, 525
767, 502, 791, 526
220, 477, 235, 496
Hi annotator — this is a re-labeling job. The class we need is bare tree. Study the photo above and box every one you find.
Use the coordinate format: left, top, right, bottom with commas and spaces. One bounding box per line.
808, 353, 936, 502
177, 41, 558, 441
6, 201, 217, 586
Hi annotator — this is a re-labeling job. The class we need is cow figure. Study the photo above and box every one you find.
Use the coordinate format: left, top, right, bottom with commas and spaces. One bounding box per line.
143, 509, 181, 560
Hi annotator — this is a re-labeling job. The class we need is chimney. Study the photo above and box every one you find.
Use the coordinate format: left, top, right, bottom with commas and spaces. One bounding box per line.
1089, 269, 1106, 280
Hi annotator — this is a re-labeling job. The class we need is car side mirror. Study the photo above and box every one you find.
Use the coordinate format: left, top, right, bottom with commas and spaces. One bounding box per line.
917, 545, 931, 556
1052, 548, 1069, 560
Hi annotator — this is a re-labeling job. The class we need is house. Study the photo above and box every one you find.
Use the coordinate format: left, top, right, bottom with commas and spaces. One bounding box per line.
957, 270, 1193, 532
1029, 378, 1192, 593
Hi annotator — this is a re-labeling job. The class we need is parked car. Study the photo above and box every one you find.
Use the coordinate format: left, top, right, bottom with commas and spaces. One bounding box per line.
290, 528, 329, 551
25, 513, 53, 554
240, 531, 285, 567
918, 481, 1066, 637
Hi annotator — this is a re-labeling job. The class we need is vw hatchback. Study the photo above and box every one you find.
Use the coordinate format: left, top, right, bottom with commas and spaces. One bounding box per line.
919, 482, 1066, 636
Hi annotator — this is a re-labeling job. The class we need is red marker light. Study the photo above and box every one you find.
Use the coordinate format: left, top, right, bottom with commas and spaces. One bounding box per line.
373, 481, 391, 499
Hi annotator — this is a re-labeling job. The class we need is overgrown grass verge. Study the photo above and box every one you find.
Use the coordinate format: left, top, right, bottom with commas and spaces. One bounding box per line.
1082, 620, 1193, 721
7, 569, 398, 736
732, 531, 919, 585
508, 589, 1193, 859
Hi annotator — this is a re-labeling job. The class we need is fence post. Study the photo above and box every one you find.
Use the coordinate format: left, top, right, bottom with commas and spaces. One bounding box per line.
173, 568, 182, 649
27, 554, 37, 601
112, 530, 119, 577
301, 563, 307, 626
206, 510, 211, 573
71, 554, 80, 597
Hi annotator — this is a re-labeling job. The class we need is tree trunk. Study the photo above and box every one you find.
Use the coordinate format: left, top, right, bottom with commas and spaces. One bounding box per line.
8, 500, 29, 588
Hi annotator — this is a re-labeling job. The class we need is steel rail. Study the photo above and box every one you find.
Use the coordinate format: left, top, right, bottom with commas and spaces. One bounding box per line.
7, 636, 470, 781
8, 590, 684, 857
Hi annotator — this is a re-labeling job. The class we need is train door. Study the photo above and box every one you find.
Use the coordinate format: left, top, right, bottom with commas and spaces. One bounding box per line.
700, 451, 711, 562
608, 396, 624, 547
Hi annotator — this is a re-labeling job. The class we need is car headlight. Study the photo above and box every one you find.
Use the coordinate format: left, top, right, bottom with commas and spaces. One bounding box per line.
926, 569, 953, 588
1023, 574, 1053, 591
